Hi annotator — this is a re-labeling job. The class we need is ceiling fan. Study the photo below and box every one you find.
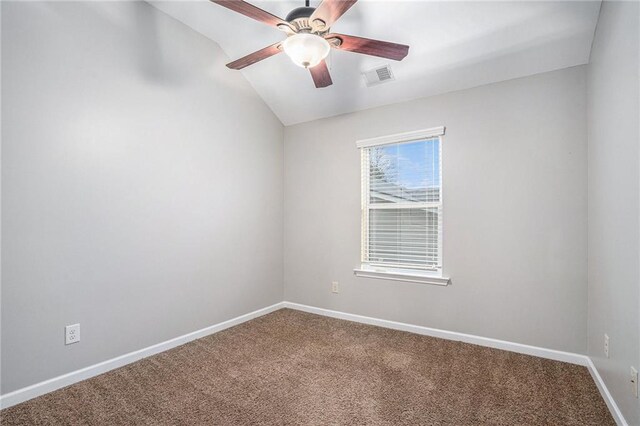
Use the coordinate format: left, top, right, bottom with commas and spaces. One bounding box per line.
211, 0, 410, 88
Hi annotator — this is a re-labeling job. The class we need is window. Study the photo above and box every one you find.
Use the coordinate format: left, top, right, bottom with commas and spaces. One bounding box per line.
355, 127, 449, 285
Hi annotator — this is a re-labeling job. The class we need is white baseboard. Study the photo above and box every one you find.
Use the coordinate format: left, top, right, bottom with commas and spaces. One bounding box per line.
283, 301, 627, 426
283, 302, 587, 365
0, 302, 285, 410
585, 358, 628, 426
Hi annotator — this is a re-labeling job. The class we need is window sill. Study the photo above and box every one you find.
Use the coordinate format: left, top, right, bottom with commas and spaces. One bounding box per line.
353, 268, 450, 286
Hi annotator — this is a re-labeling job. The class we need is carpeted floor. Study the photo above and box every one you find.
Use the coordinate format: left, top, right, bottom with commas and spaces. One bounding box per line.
1, 309, 614, 425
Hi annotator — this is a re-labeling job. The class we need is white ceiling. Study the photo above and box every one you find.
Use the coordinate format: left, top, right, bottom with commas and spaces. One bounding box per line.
150, 0, 601, 125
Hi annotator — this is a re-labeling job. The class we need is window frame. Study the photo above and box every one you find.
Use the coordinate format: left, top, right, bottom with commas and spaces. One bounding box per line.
354, 127, 450, 286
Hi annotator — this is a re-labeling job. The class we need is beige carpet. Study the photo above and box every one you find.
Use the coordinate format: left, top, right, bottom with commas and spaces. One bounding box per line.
1, 309, 614, 425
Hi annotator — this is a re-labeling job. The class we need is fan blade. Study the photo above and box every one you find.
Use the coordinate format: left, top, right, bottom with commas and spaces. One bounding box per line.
326, 33, 409, 61
309, 60, 333, 88
211, 0, 288, 28
309, 0, 357, 29
226, 43, 282, 70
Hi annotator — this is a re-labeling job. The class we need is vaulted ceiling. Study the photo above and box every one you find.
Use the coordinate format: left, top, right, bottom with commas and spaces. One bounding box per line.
150, 1, 601, 125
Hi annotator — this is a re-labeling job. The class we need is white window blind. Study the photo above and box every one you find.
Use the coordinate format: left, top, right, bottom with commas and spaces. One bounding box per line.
359, 129, 443, 274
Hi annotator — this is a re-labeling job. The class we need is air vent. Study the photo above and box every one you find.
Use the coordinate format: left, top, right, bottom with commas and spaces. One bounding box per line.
362, 64, 395, 87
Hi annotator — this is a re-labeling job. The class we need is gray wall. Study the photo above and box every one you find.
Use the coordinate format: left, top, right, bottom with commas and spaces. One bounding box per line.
3, 5, 637, 422
1, 1, 283, 394
284, 66, 588, 354
587, 1, 640, 424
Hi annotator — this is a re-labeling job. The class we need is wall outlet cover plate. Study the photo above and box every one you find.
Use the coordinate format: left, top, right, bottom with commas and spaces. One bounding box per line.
65, 324, 80, 345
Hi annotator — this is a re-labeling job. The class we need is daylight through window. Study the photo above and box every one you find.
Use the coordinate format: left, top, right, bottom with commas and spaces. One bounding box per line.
359, 129, 443, 275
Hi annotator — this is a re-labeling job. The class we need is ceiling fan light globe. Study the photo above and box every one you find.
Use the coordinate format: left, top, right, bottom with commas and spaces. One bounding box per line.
282, 33, 330, 69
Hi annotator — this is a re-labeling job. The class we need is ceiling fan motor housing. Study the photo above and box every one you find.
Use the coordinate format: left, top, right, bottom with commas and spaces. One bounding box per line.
285, 6, 327, 33
285, 6, 315, 22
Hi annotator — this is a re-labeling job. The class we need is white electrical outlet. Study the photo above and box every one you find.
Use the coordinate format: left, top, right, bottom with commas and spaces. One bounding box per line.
331, 281, 339, 293
604, 334, 609, 358
631, 367, 638, 398
65, 324, 80, 345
